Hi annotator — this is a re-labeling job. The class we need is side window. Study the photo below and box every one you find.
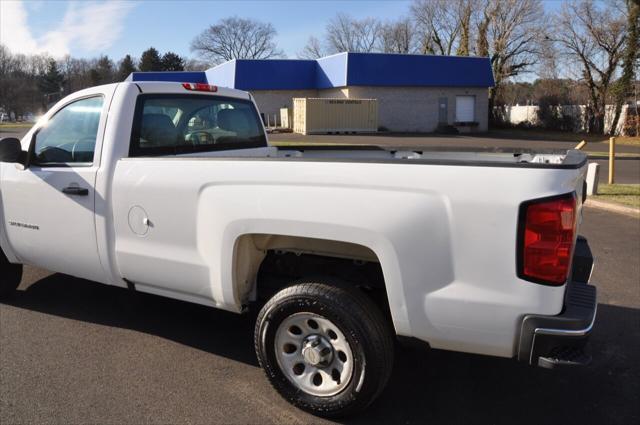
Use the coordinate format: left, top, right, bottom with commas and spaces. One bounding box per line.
33, 96, 104, 165
130, 95, 267, 157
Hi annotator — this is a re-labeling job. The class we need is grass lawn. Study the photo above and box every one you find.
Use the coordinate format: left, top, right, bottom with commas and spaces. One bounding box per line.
0, 123, 34, 135
594, 184, 640, 209
0, 123, 33, 128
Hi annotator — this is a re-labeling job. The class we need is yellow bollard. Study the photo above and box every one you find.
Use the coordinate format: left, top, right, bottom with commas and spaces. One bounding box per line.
608, 137, 615, 184
575, 140, 587, 150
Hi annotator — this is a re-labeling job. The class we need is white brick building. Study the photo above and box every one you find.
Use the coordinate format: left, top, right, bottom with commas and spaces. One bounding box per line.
206, 52, 495, 133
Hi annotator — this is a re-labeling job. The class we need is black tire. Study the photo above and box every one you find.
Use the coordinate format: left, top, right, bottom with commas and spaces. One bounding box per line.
254, 280, 394, 417
0, 249, 22, 299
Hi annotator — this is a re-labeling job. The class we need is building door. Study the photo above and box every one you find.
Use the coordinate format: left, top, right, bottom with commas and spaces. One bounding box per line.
438, 97, 448, 124
455, 95, 476, 122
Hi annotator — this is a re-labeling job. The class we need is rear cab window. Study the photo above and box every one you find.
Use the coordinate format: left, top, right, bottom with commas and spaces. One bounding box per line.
129, 94, 267, 157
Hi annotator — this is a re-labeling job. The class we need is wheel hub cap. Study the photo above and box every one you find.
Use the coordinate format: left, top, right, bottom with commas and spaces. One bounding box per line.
274, 312, 354, 397
302, 335, 333, 366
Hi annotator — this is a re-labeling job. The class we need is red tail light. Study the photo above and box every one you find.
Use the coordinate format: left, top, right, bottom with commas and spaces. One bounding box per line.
182, 83, 218, 92
518, 193, 577, 285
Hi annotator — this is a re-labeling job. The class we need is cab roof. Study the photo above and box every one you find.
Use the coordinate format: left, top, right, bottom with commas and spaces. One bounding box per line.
126, 71, 207, 84
130, 81, 252, 100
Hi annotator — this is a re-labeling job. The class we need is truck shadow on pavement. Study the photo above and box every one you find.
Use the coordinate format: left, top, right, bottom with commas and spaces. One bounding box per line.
6, 273, 260, 366
3, 273, 639, 425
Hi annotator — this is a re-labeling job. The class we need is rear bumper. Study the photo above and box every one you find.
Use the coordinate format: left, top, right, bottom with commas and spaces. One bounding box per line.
517, 236, 597, 368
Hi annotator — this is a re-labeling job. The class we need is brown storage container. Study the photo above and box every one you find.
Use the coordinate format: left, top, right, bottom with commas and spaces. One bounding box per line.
293, 98, 378, 135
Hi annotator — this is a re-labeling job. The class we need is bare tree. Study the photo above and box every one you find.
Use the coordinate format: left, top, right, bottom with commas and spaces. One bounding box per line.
325, 13, 382, 53
456, 1, 474, 56
191, 17, 284, 65
486, 0, 544, 116
0, 45, 21, 115
298, 36, 325, 59
0, 46, 43, 117
553, 0, 627, 134
537, 34, 560, 79
610, 0, 638, 135
379, 18, 416, 54
1, 45, 196, 117
475, 0, 492, 57
411, 0, 462, 55
184, 58, 210, 71
60, 56, 94, 93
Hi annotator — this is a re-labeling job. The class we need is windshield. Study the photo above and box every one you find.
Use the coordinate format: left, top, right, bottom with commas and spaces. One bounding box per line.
129, 94, 266, 157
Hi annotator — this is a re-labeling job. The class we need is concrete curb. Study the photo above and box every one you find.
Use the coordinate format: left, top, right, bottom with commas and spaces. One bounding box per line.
584, 199, 640, 218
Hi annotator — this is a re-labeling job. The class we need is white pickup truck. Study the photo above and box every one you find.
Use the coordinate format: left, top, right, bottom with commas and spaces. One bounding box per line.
0, 81, 597, 417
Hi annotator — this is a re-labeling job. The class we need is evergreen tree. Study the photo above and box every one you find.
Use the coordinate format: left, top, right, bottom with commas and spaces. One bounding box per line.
161, 52, 185, 71
139, 47, 163, 71
117, 54, 137, 80
37, 59, 64, 95
89, 55, 115, 85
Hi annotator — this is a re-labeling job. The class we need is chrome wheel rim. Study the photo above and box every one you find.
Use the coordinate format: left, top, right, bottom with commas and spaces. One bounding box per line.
274, 312, 354, 397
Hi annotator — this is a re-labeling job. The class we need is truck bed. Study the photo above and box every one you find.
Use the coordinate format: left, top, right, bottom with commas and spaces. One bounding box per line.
173, 145, 587, 169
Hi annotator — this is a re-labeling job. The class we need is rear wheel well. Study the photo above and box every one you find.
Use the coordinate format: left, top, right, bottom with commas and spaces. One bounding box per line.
234, 234, 391, 326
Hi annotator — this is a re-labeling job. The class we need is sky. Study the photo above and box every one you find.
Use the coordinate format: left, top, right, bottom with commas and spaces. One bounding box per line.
0, 0, 565, 62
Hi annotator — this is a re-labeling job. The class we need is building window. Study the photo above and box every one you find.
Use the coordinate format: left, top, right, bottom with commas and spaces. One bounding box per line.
455, 95, 476, 123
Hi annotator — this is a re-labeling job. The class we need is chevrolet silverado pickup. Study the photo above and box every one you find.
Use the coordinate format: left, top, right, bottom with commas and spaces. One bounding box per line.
0, 80, 597, 417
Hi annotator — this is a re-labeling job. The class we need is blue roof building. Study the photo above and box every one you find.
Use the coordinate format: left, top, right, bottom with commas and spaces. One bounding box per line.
205, 52, 494, 91
206, 53, 493, 133
129, 52, 494, 133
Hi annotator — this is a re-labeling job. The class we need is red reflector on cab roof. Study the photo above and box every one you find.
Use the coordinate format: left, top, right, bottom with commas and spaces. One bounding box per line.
182, 82, 218, 92
518, 193, 577, 285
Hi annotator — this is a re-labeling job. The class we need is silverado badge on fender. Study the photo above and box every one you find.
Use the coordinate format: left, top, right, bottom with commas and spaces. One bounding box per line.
8, 221, 39, 230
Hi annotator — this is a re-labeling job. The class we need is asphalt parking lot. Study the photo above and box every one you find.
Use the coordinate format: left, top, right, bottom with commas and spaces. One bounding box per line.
269, 131, 640, 154
1, 207, 638, 424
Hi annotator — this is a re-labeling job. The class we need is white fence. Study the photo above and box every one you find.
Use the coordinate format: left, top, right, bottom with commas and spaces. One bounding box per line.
497, 104, 633, 135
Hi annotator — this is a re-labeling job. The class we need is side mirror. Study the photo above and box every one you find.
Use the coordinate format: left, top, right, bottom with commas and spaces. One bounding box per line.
0, 137, 26, 165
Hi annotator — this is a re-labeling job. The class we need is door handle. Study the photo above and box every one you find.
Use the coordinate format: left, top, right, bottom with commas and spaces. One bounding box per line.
62, 186, 89, 196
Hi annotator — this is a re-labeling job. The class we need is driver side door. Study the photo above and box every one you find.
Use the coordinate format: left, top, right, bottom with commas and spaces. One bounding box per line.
1, 94, 110, 283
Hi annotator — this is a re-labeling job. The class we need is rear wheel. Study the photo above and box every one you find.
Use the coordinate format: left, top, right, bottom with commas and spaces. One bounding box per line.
0, 250, 22, 298
254, 280, 394, 417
